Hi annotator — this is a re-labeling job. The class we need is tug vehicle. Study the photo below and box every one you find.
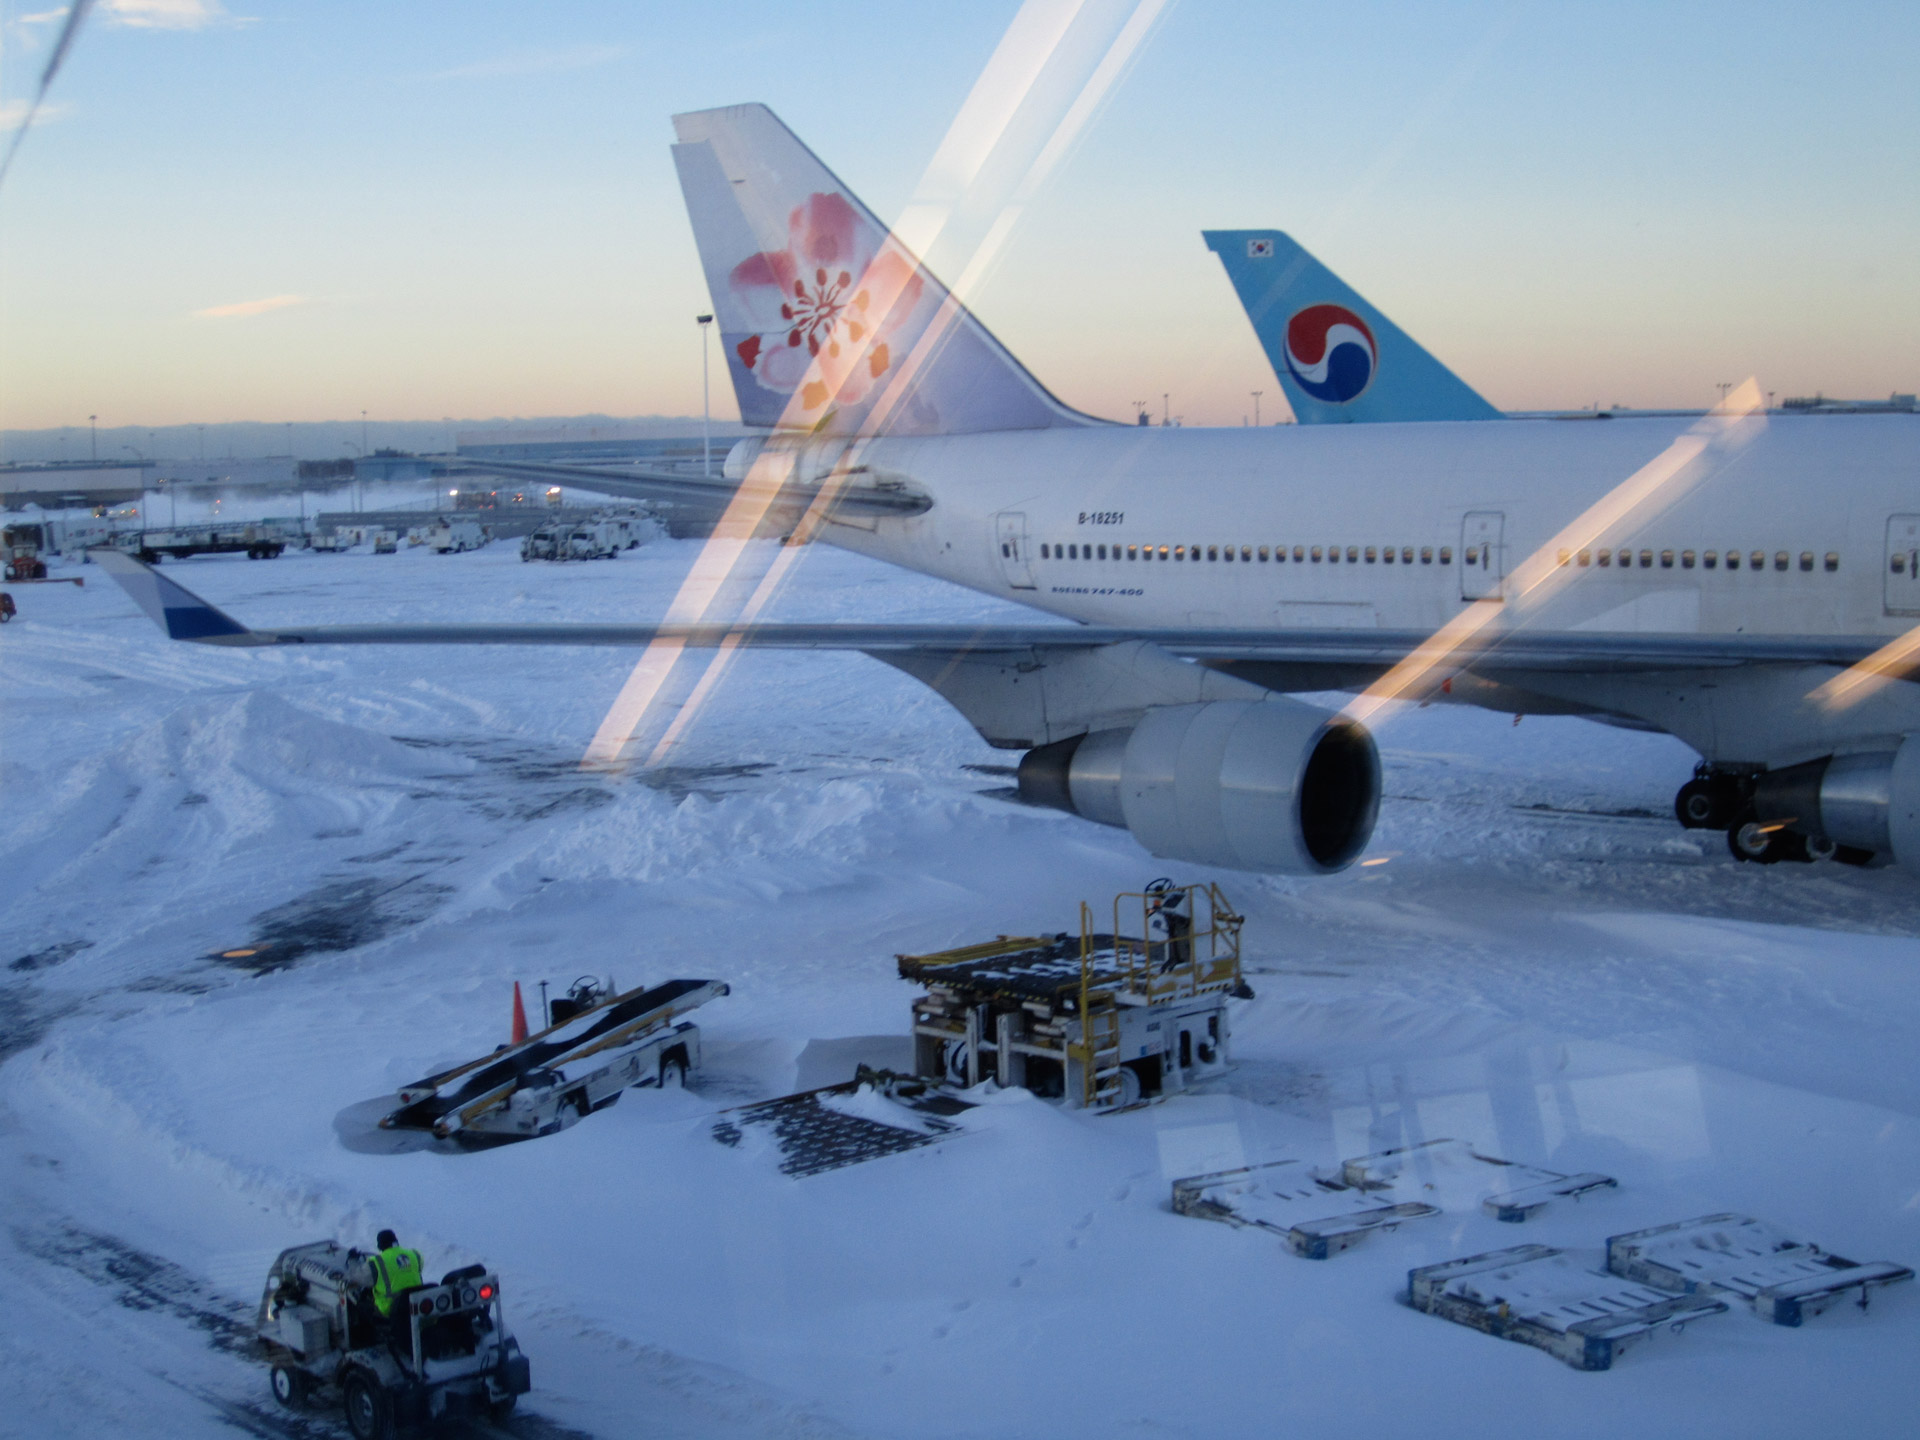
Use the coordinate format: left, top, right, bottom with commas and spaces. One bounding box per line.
257, 1241, 531, 1437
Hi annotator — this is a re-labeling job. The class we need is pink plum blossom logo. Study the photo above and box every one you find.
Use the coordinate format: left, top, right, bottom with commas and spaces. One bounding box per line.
728, 192, 923, 418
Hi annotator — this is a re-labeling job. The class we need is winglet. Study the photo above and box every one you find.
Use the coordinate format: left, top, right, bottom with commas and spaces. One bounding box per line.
91, 549, 260, 644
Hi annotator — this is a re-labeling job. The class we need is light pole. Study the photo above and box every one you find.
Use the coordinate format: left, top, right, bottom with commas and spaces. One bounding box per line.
361, 410, 369, 457
197, 424, 205, 461
697, 313, 714, 475
1251, 391, 1263, 427
89, 414, 97, 460
1162, 393, 1170, 427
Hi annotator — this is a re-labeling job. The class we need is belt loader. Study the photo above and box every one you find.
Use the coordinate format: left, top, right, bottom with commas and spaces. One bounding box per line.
258, 1241, 531, 1438
380, 977, 727, 1143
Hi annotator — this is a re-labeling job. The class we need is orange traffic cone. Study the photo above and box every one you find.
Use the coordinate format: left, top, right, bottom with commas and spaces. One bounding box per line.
511, 982, 529, 1045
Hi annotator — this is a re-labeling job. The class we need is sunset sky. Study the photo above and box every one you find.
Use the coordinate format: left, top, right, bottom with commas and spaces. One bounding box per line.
2, 0, 1915, 433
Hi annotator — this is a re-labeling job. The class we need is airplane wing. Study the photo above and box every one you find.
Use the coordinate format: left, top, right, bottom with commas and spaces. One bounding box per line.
456, 456, 931, 518
92, 550, 1901, 675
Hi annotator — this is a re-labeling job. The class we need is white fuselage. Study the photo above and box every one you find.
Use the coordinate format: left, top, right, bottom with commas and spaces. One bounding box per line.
809, 414, 1919, 761
830, 415, 1915, 638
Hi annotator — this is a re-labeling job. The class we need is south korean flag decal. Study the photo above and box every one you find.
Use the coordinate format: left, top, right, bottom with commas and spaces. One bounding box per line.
1247, 238, 1274, 258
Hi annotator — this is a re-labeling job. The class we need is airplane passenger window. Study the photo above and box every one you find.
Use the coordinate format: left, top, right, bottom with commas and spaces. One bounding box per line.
1241, 546, 1252, 561
1258, 547, 1269, 562
1174, 545, 1185, 560
1557, 550, 1571, 566
1383, 547, 1395, 563
1640, 550, 1654, 567
1751, 551, 1766, 570
1311, 546, 1323, 562
1826, 552, 1841, 571
1066, 544, 1075, 559
1578, 550, 1591, 566
1127, 545, 1138, 560
1293, 546, 1305, 561
1365, 547, 1377, 563
1704, 551, 1719, 568
1465, 548, 1478, 566
1420, 547, 1433, 563
1774, 551, 1789, 571
1598, 550, 1611, 567
1345, 546, 1359, 562
1158, 546, 1169, 560
1097, 544, 1106, 559
1660, 550, 1674, 568
1401, 547, 1414, 563
1207, 546, 1218, 561
1895, 554, 1908, 574
1439, 547, 1453, 563
1799, 552, 1813, 571
1727, 552, 1740, 569
1681, 551, 1696, 568
1003, 543, 1013, 558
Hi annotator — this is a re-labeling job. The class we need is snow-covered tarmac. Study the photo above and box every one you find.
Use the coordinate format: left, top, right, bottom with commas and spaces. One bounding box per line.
3, 536, 1917, 1438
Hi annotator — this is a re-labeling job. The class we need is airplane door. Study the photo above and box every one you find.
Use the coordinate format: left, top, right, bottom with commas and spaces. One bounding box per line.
1888, 515, 1920, 616
996, 511, 1037, 590
1460, 511, 1505, 600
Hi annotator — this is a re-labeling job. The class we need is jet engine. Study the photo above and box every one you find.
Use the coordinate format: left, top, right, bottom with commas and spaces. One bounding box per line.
1751, 736, 1920, 863
1017, 699, 1380, 874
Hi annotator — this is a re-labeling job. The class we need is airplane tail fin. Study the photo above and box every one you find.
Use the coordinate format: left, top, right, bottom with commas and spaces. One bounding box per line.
1203, 230, 1499, 424
672, 104, 1096, 437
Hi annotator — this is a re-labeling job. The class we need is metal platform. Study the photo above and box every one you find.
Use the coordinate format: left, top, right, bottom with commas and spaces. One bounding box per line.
712, 1070, 974, 1179
1173, 1140, 1617, 1258
1409, 1246, 1729, 1371
1607, 1213, 1915, 1325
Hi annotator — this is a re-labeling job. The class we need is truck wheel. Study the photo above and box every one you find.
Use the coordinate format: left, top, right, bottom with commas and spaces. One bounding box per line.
342, 1370, 394, 1440
270, 1364, 308, 1409
489, 1395, 519, 1421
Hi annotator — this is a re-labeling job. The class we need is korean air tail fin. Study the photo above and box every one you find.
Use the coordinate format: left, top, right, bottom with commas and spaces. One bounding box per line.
672, 104, 1096, 437
1203, 230, 1499, 424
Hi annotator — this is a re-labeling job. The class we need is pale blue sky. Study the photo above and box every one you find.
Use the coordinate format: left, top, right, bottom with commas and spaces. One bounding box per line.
2, 0, 1915, 431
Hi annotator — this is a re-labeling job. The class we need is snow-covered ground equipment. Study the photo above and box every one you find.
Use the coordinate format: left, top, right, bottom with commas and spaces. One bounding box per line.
380, 977, 727, 1143
1607, 1213, 1913, 1325
1408, 1245, 1728, 1371
126, 520, 293, 562
426, 518, 491, 553
712, 1066, 975, 1177
519, 525, 561, 561
372, 529, 398, 555
256, 1240, 530, 1436
1173, 1139, 1618, 1259
899, 880, 1247, 1109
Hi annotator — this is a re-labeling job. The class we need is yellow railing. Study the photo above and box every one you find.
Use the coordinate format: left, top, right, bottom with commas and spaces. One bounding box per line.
1104, 882, 1242, 1004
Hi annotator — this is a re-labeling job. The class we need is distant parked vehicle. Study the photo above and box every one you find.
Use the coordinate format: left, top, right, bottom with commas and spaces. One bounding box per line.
562, 522, 622, 561
372, 530, 398, 555
520, 527, 562, 562
428, 519, 491, 554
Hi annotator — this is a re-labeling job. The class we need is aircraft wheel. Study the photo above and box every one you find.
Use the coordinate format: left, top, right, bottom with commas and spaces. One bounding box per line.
342, 1370, 394, 1440
1675, 777, 1740, 830
1728, 823, 1810, 865
659, 1057, 687, 1089
270, 1364, 308, 1409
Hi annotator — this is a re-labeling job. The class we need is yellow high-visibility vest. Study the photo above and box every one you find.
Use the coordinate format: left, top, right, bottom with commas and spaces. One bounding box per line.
370, 1246, 426, 1316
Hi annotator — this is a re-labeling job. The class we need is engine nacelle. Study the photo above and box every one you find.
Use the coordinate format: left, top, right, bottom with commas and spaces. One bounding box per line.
1753, 735, 1920, 863
1017, 699, 1380, 874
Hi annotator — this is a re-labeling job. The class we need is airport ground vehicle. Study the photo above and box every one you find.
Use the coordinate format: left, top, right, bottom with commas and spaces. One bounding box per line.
900, 882, 1247, 1109
372, 530, 398, 555
257, 1241, 530, 1437
381, 977, 726, 1142
519, 526, 561, 561
127, 521, 292, 563
427, 518, 491, 553
3, 523, 47, 580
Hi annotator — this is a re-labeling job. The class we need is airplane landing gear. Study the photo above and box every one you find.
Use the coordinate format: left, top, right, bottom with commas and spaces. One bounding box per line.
1727, 820, 1811, 865
1675, 772, 1746, 830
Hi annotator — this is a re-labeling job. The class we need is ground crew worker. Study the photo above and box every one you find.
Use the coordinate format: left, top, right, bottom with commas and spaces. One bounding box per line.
369, 1229, 427, 1340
